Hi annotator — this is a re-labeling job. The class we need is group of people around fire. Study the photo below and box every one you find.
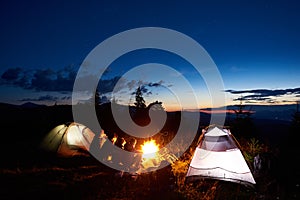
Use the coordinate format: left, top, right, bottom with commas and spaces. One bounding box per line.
90, 129, 143, 175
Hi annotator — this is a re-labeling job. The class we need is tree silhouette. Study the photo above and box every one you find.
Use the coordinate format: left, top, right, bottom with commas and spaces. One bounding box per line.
291, 101, 300, 126
147, 100, 165, 111
287, 101, 300, 144
230, 99, 255, 139
232, 98, 253, 119
134, 86, 146, 109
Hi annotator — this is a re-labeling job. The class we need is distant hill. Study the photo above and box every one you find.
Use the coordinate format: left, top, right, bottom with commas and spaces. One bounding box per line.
0, 102, 47, 109
0, 102, 19, 109
20, 102, 47, 108
1, 102, 297, 122
233, 104, 297, 121
202, 104, 297, 122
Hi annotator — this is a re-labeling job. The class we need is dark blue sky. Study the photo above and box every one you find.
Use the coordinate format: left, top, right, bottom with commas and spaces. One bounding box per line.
0, 0, 299, 109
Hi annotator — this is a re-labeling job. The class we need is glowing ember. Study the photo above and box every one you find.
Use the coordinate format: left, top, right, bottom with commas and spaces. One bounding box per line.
141, 140, 159, 158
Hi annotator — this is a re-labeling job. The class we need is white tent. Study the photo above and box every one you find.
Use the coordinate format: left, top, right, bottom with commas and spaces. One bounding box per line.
186, 126, 256, 187
40, 122, 95, 157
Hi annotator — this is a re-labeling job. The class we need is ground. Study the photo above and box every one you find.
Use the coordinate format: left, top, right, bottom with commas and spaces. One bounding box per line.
1, 155, 179, 200
1, 152, 299, 200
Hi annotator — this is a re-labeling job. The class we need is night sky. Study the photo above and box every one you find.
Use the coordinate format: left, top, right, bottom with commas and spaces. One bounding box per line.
0, 0, 299, 110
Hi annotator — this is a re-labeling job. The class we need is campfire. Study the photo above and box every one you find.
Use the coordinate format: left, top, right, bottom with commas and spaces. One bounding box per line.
141, 139, 159, 159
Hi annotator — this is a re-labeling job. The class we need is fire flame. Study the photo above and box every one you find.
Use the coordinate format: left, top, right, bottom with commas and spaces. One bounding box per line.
141, 139, 159, 159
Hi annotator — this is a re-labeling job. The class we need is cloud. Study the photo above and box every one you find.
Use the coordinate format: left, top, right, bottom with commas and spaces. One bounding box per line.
1, 67, 167, 105
1, 67, 22, 81
19, 95, 59, 102
127, 80, 137, 90
234, 96, 272, 102
1, 67, 125, 95
0, 67, 33, 88
97, 76, 122, 94
224, 87, 300, 102
147, 80, 164, 87
19, 94, 72, 102
125, 79, 164, 91
1, 67, 76, 92
129, 80, 164, 95
32, 68, 75, 91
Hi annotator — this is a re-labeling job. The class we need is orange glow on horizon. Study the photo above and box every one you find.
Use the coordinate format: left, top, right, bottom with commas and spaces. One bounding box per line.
199, 109, 255, 114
